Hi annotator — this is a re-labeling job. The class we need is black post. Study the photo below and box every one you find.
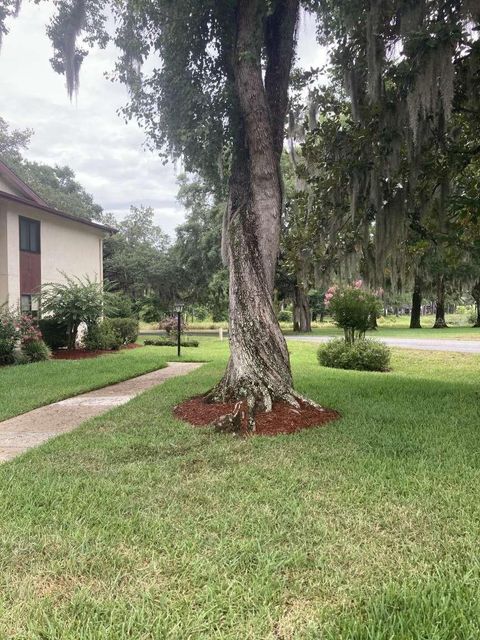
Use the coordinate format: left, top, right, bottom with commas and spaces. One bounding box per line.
177, 311, 181, 357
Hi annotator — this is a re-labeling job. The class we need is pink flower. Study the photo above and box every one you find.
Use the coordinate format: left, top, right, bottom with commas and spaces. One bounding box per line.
353, 279, 363, 289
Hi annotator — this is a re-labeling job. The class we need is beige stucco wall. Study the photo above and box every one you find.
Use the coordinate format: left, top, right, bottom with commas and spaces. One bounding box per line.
0, 207, 8, 306
0, 199, 105, 310
0, 206, 21, 308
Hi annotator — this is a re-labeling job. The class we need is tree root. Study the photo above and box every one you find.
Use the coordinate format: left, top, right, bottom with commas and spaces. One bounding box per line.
207, 382, 322, 435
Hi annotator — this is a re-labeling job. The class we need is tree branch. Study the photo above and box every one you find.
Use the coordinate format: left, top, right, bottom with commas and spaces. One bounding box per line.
264, 0, 300, 160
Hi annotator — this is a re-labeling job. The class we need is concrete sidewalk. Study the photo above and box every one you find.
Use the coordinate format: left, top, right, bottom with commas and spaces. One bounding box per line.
0, 361, 202, 463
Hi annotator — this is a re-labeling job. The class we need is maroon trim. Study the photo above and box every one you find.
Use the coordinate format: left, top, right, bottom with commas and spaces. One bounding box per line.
0, 160, 48, 206
20, 251, 41, 295
0, 190, 116, 234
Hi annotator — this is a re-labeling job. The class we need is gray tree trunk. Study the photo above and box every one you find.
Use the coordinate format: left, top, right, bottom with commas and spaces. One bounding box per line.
410, 276, 422, 329
209, 0, 301, 427
472, 280, 480, 327
293, 286, 311, 332
293, 263, 311, 332
433, 275, 448, 328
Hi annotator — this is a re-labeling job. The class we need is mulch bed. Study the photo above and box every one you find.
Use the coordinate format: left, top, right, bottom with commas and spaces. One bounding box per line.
174, 395, 340, 436
52, 343, 143, 360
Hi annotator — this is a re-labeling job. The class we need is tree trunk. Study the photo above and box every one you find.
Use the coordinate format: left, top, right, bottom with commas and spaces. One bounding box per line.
433, 275, 448, 328
410, 276, 422, 329
293, 282, 311, 332
472, 280, 480, 327
208, 0, 301, 429
293, 262, 311, 332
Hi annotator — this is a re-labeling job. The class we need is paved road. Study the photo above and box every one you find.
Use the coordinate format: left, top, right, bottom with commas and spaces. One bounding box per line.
140, 329, 480, 354
287, 335, 480, 354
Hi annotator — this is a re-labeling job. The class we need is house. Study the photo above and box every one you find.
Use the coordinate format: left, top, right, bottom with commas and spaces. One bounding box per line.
0, 160, 114, 313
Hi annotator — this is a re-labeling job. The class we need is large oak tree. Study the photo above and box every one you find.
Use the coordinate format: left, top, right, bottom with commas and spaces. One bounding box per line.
1, 0, 308, 428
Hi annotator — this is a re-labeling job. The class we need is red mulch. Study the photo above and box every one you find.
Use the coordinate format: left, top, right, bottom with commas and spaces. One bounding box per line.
174, 395, 340, 436
52, 343, 143, 360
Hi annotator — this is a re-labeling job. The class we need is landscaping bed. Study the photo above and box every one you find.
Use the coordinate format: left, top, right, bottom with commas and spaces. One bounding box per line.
174, 395, 339, 435
52, 343, 143, 360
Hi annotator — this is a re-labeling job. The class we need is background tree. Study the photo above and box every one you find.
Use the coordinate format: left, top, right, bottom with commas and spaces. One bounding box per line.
172, 175, 226, 318
104, 205, 174, 314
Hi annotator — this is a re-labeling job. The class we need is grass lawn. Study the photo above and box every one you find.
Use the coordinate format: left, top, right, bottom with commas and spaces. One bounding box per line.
284, 315, 480, 340
0, 347, 191, 422
143, 315, 480, 340
1, 338, 480, 638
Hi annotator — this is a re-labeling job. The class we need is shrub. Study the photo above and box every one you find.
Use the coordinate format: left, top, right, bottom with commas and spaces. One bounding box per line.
192, 306, 209, 321
83, 321, 123, 351
144, 338, 199, 347
38, 318, 69, 350
467, 309, 478, 325
22, 339, 51, 363
13, 349, 29, 366
106, 317, 139, 344
106, 292, 134, 318
318, 338, 390, 372
0, 308, 51, 365
160, 316, 186, 335
0, 308, 18, 366
325, 281, 382, 344
40, 275, 110, 350
278, 309, 293, 323
17, 315, 50, 363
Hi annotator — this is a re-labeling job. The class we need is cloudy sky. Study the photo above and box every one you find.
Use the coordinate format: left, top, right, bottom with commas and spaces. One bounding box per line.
0, 5, 325, 236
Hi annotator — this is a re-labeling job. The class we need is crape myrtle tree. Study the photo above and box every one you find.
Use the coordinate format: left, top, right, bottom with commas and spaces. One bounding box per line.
0, 0, 314, 428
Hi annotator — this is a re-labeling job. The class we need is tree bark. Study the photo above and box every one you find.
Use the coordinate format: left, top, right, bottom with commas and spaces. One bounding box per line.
410, 276, 422, 329
208, 0, 301, 429
472, 280, 480, 327
433, 275, 448, 328
293, 281, 311, 332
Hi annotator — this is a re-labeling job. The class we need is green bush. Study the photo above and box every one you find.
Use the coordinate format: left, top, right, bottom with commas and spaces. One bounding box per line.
21, 339, 51, 363
106, 292, 134, 318
40, 276, 109, 350
83, 321, 123, 351
38, 318, 69, 350
318, 338, 391, 372
144, 338, 199, 347
0, 307, 19, 365
326, 283, 382, 343
106, 317, 139, 344
467, 310, 477, 324
278, 309, 293, 323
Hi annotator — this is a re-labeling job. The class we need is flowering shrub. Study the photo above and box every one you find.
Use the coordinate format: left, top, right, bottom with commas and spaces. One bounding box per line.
325, 281, 382, 344
160, 315, 186, 335
0, 308, 19, 365
18, 314, 42, 344
0, 307, 50, 366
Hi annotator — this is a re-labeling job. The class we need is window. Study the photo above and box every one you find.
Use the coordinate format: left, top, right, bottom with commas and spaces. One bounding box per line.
20, 294, 32, 313
20, 294, 39, 317
19, 216, 40, 253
